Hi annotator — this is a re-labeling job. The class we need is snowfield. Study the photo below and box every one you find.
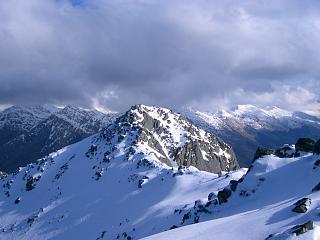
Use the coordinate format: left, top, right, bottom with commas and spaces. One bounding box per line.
144, 152, 320, 240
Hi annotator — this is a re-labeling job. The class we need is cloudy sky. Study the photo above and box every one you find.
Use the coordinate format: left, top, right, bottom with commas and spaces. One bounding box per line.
0, 0, 319, 114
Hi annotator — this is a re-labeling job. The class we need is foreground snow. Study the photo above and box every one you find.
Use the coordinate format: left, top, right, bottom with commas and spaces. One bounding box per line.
144, 153, 320, 240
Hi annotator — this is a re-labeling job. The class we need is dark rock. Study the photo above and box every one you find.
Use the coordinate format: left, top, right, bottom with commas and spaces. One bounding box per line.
230, 180, 239, 192
292, 198, 311, 213
182, 211, 191, 224
295, 138, 316, 152
26, 175, 41, 191
207, 192, 216, 201
253, 147, 275, 161
314, 139, 320, 154
275, 144, 295, 158
86, 144, 98, 157
291, 221, 314, 236
205, 199, 218, 208
314, 159, 320, 169
170, 225, 178, 230
95, 171, 103, 181
218, 188, 232, 204
14, 197, 21, 204
138, 179, 144, 188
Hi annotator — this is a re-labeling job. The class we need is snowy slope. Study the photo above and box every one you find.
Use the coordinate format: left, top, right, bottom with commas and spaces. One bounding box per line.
184, 105, 320, 166
0, 105, 244, 239
144, 150, 320, 240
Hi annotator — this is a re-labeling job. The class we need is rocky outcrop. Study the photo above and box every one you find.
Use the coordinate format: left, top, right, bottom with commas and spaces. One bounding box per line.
217, 188, 232, 204
295, 138, 316, 152
253, 148, 275, 160
291, 221, 314, 236
292, 198, 311, 213
253, 142, 309, 162
132, 105, 239, 173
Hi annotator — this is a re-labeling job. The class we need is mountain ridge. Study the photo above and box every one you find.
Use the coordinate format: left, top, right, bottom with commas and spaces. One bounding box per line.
0, 104, 242, 239
0, 105, 117, 173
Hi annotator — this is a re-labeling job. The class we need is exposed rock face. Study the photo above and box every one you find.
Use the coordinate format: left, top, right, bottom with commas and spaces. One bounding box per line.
103, 105, 239, 173
291, 221, 314, 236
295, 138, 316, 152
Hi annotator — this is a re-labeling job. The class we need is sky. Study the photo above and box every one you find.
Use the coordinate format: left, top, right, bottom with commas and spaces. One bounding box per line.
0, 0, 319, 115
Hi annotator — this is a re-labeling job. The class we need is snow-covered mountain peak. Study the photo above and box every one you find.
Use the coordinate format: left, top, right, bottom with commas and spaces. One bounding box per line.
107, 104, 239, 172
230, 104, 292, 119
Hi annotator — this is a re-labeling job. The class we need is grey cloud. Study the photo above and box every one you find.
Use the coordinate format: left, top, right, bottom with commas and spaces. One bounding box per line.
0, 0, 319, 114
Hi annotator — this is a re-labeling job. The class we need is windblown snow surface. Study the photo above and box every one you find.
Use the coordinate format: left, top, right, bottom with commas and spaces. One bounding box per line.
144, 152, 320, 240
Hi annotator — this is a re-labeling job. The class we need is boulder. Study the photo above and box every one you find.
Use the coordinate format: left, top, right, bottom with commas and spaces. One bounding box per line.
295, 138, 316, 152
291, 221, 314, 236
313, 139, 320, 154
275, 144, 295, 158
292, 198, 311, 213
253, 147, 275, 161
14, 197, 21, 204
218, 188, 232, 204
207, 192, 216, 201
230, 180, 239, 192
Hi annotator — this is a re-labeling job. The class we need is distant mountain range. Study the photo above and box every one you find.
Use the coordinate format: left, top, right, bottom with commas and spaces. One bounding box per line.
184, 105, 320, 166
0, 105, 117, 173
1, 104, 319, 173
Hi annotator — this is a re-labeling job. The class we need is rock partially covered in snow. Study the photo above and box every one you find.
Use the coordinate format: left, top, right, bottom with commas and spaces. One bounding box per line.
291, 221, 315, 236
292, 197, 311, 213
253, 147, 275, 161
